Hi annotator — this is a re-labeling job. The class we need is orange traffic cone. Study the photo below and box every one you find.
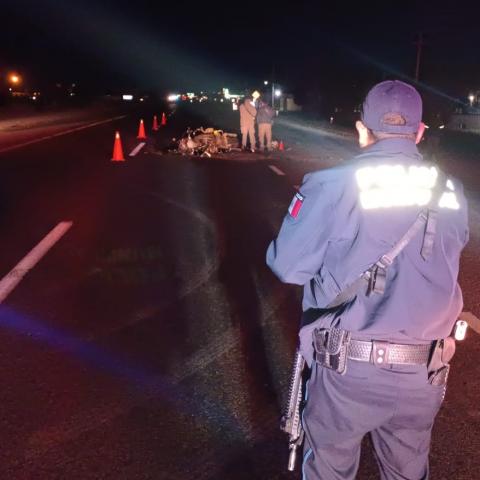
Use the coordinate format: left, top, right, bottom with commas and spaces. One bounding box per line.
279, 140, 285, 151
111, 131, 125, 162
152, 115, 159, 131
161, 112, 167, 126
137, 119, 147, 139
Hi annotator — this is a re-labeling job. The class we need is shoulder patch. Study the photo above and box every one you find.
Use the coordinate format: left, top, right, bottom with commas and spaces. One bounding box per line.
288, 192, 305, 218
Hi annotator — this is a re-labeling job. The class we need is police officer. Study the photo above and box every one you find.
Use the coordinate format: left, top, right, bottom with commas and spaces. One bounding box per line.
267, 80, 469, 479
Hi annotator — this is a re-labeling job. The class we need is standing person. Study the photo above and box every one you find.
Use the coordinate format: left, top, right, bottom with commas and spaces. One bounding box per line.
239, 92, 259, 152
257, 100, 275, 152
267, 80, 469, 479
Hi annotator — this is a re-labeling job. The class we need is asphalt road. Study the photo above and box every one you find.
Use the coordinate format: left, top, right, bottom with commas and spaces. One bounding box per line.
0, 103, 479, 479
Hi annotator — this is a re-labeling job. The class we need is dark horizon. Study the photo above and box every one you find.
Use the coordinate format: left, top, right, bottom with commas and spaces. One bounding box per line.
2, 0, 479, 110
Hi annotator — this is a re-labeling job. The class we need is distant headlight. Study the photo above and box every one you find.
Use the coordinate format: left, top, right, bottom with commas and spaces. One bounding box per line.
122, 94, 134, 101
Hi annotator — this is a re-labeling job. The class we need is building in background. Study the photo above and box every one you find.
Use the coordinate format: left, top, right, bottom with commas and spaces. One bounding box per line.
447, 90, 480, 132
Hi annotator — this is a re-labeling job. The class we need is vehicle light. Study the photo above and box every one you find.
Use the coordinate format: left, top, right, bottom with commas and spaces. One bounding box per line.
122, 94, 134, 101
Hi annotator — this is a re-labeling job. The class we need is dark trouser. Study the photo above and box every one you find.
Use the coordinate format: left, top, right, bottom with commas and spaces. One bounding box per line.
302, 359, 446, 480
258, 123, 272, 150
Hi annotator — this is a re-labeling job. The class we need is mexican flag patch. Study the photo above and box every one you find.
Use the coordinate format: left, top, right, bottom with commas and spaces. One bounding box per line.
288, 192, 305, 218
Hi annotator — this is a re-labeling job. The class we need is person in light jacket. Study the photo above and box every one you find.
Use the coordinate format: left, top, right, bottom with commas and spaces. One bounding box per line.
239, 93, 258, 152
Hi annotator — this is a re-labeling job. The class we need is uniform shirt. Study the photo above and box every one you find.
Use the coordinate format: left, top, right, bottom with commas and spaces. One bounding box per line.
267, 138, 469, 344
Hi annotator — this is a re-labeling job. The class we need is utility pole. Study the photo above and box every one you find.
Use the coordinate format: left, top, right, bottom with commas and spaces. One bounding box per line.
271, 63, 275, 109
414, 32, 424, 82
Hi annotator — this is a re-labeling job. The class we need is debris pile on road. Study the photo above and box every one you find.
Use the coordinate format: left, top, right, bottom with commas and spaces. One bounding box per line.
171, 127, 240, 157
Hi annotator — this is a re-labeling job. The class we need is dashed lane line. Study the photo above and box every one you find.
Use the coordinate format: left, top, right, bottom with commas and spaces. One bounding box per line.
0, 115, 127, 154
268, 165, 285, 176
129, 142, 146, 157
0, 221, 73, 304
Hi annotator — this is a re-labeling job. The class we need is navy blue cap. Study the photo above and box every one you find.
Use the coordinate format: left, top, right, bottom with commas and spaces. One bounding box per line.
361, 80, 422, 134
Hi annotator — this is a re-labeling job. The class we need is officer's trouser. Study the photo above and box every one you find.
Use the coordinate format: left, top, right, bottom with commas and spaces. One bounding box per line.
302, 359, 446, 480
258, 123, 272, 150
241, 122, 256, 150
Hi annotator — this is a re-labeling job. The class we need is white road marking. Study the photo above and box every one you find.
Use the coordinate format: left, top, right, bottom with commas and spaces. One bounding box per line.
0, 221, 73, 304
269, 165, 285, 176
129, 142, 146, 157
0, 115, 127, 154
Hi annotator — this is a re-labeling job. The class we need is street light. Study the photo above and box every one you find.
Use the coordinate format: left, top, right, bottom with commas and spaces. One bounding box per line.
264, 80, 269, 86
468, 93, 475, 106
275, 89, 282, 97
9, 74, 21, 85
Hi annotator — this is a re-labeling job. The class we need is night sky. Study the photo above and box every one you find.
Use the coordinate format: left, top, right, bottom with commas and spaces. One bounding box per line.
2, 0, 480, 108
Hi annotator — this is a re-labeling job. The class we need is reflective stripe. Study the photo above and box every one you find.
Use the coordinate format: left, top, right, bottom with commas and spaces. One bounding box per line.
356, 164, 438, 209
301, 368, 312, 431
302, 448, 313, 480
439, 191, 460, 209
301, 372, 312, 479
356, 165, 459, 210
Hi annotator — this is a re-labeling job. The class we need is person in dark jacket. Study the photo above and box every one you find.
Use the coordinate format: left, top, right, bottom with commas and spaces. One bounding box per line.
256, 100, 275, 152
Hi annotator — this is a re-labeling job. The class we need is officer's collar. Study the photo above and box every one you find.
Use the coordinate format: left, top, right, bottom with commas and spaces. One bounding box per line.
364, 137, 420, 157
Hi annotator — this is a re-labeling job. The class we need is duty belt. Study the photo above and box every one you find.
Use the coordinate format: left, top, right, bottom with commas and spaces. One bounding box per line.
347, 339, 431, 367
313, 327, 432, 375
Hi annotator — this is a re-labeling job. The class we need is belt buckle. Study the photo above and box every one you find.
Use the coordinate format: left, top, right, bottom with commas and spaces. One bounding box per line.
371, 340, 390, 367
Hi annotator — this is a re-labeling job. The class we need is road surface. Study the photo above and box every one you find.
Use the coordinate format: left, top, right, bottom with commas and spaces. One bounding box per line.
0, 103, 479, 479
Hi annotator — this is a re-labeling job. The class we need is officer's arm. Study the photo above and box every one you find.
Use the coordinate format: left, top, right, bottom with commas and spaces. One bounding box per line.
266, 174, 334, 285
